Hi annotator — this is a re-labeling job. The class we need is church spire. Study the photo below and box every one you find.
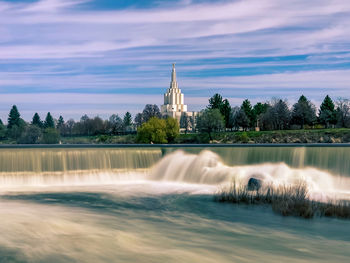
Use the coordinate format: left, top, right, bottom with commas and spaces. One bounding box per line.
171, 63, 176, 83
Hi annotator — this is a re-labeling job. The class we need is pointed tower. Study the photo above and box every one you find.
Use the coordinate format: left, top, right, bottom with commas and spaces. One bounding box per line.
161, 63, 188, 119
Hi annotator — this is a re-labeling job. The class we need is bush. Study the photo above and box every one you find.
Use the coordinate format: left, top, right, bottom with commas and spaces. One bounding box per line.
18, 125, 42, 144
41, 128, 60, 144
137, 117, 180, 144
165, 117, 179, 143
239, 132, 249, 143
137, 117, 167, 144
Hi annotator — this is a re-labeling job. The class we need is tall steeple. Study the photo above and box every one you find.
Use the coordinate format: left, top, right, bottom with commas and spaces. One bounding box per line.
170, 63, 178, 89
171, 63, 176, 83
161, 63, 187, 117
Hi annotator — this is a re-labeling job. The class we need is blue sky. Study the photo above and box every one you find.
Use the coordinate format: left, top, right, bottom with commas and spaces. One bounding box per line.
0, 0, 350, 121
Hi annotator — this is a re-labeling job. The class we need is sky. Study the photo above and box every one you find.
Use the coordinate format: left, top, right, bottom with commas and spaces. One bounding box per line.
0, 0, 350, 121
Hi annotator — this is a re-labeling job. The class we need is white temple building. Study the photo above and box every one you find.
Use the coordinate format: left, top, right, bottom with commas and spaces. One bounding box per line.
161, 64, 197, 122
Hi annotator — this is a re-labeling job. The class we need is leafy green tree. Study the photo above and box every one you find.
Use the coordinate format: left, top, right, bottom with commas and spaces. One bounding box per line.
196, 109, 224, 140
7, 105, 21, 129
291, 95, 316, 129
41, 128, 60, 144
44, 112, 55, 129
0, 119, 3, 125
137, 117, 167, 144
18, 125, 42, 144
32, 113, 43, 128
165, 117, 179, 143
319, 95, 337, 128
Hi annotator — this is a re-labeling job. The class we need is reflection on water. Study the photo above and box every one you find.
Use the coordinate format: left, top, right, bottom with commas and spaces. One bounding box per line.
0, 147, 350, 262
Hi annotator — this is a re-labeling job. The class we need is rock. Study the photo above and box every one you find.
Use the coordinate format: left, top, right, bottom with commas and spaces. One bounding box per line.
247, 178, 262, 191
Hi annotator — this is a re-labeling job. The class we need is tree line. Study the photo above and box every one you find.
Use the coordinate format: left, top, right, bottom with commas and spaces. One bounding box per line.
0, 106, 134, 143
194, 94, 350, 137
1, 94, 349, 144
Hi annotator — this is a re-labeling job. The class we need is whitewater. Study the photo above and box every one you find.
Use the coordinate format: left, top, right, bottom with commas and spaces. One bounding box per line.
0, 146, 349, 262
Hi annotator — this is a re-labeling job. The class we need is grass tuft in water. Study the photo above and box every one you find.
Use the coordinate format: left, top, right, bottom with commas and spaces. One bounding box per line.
214, 182, 350, 219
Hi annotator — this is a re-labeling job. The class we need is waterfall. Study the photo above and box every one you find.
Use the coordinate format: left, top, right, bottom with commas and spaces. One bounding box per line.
0, 146, 349, 199
0, 148, 162, 187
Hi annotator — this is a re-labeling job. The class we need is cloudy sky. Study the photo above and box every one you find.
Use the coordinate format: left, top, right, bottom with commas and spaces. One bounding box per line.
0, 0, 349, 121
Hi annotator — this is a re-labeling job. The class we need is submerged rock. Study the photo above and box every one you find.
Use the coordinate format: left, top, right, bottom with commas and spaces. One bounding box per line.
247, 178, 262, 191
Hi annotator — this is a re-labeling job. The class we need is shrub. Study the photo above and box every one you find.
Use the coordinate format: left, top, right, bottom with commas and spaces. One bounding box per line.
137, 117, 167, 144
215, 182, 350, 219
41, 128, 60, 144
18, 125, 42, 144
165, 117, 179, 143
239, 132, 249, 143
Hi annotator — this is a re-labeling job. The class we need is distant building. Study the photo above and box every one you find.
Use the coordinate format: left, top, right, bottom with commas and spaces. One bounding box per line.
161, 64, 197, 123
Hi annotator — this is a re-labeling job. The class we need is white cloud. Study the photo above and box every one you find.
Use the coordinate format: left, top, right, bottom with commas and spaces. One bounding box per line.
0, 0, 350, 118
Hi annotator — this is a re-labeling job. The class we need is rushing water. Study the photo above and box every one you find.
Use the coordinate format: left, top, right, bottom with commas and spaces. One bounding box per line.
0, 146, 350, 262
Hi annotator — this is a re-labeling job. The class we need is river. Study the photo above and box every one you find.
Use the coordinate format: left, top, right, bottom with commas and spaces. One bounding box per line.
0, 145, 349, 262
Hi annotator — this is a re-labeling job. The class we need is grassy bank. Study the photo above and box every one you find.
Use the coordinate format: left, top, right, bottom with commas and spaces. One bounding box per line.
177, 128, 350, 144
2, 128, 348, 144
215, 182, 350, 219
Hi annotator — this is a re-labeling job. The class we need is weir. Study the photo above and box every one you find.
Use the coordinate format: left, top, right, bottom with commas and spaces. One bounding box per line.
0, 146, 349, 190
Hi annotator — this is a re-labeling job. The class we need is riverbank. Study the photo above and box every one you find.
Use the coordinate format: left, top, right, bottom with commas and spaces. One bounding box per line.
1, 128, 349, 145
61, 128, 350, 144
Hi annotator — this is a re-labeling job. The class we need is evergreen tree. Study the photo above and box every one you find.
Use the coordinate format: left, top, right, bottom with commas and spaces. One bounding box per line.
241, 99, 254, 127
44, 112, 55, 129
123, 112, 132, 131
319, 95, 337, 128
0, 119, 6, 139
208, 93, 223, 110
7, 105, 21, 129
57, 116, 65, 135
57, 116, 64, 128
221, 99, 232, 129
208, 94, 231, 129
291, 95, 316, 129
32, 113, 43, 128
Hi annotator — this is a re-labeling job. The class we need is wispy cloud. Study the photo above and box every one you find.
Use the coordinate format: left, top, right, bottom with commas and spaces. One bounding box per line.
0, 0, 349, 119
